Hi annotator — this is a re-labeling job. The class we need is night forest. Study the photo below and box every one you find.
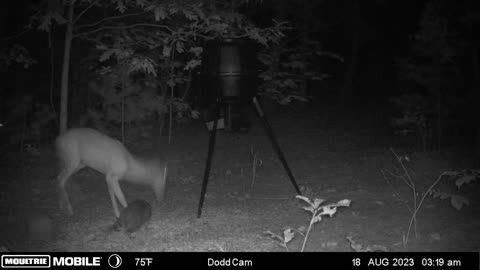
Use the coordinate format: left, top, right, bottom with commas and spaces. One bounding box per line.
0, 0, 480, 256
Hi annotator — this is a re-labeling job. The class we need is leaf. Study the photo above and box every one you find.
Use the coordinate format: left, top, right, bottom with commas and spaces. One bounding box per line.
38, 9, 67, 31
182, 9, 197, 20
167, 78, 175, 88
293, 96, 309, 102
209, 15, 221, 21
246, 28, 267, 45
312, 214, 322, 224
114, 0, 126, 13
312, 198, 325, 209
191, 110, 200, 119
283, 78, 297, 88
175, 42, 185, 53
283, 228, 295, 243
337, 199, 351, 207
287, 60, 305, 69
96, 44, 108, 50
264, 231, 283, 242
154, 6, 167, 21
128, 57, 157, 76
322, 206, 338, 217
455, 174, 476, 188
99, 49, 116, 62
169, 6, 179, 14
296, 195, 312, 205
184, 59, 201, 70
206, 23, 228, 34
347, 236, 364, 252
450, 195, 469, 210
192, 4, 205, 20
135, 0, 148, 7
162, 46, 171, 57
188, 47, 203, 57
431, 190, 449, 200
302, 206, 314, 214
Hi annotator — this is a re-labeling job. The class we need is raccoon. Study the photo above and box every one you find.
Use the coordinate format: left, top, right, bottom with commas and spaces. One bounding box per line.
113, 200, 152, 233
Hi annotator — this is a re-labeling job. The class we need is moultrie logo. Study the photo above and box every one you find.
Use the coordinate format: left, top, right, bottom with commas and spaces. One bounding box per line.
1, 255, 51, 268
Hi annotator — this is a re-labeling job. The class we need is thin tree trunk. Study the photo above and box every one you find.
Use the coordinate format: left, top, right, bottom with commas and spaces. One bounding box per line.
469, 21, 480, 155
464, 0, 480, 155
59, 1, 75, 134
340, 0, 360, 107
471, 28, 479, 88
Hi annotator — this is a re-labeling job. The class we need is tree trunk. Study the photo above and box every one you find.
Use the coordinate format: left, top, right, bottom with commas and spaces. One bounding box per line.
471, 26, 480, 156
59, 1, 75, 134
340, 0, 360, 107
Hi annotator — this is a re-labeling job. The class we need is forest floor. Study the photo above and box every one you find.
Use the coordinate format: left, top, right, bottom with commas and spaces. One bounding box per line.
1, 102, 479, 252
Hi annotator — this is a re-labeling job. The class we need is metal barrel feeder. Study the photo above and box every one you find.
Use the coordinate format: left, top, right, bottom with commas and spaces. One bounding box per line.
197, 38, 301, 218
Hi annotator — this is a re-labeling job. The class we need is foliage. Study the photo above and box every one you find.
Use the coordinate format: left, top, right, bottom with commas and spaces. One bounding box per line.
264, 228, 296, 252
265, 195, 351, 252
397, 0, 463, 90
389, 94, 431, 152
0, 42, 39, 144
82, 76, 166, 132
392, 0, 467, 150
35, 0, 291, 131
429, 169, 479, 210
0, 44, 37, 69
1, 95, 56, 149
258, 39, 332, 104
381, 148, 475, 247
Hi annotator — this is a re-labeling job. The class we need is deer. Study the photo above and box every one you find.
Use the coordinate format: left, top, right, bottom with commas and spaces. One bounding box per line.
55, 128, 167, 218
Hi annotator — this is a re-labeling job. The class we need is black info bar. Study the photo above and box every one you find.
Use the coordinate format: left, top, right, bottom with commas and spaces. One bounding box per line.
1, 252, 478, 270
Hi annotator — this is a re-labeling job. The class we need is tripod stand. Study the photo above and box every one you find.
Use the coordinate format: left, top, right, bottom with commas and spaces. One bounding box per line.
197, 96, 302, 218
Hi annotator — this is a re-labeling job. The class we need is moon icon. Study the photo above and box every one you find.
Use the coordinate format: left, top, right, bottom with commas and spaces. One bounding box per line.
108, 254, 122, 268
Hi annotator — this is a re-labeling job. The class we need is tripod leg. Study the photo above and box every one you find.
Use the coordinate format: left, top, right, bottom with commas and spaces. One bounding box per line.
197, 101, 221, 218
252, 97, 302, 195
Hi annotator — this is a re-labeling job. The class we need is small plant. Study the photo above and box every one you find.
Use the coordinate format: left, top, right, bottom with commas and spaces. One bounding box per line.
381, 148, 420, 246
381, 148, 476, 246
297, 196, 351, 251
265, 195, 351, 252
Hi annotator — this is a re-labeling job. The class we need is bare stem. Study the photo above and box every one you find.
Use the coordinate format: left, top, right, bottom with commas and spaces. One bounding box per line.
301, 211, 316, 252
405, 172, 447, 244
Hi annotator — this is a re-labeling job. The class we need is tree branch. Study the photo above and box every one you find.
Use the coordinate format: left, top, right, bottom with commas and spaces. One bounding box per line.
76, 11, 148, 30
73, 0, 100, 25
74, 23, 174, 38
0, 29, 32, 42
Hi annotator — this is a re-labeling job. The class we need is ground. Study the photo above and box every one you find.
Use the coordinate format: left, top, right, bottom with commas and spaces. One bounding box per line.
0, 103, 479, 252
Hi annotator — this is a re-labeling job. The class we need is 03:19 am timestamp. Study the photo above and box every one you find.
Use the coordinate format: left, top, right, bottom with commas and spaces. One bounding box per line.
351, 257, 459, 267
